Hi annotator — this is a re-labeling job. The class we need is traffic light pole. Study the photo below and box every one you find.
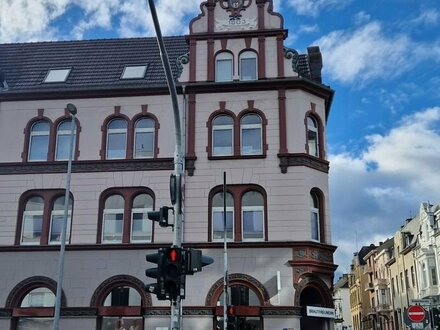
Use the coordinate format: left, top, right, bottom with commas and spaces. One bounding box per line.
147, 1, 183, 329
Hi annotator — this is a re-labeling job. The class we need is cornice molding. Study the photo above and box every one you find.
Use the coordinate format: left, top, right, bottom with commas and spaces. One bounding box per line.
278, 153, 330, 173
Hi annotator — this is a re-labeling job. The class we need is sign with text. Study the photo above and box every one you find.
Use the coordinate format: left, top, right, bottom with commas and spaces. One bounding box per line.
306, 306, 335, 319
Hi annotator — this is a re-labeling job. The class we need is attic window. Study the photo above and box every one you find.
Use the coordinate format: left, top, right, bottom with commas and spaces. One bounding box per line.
43, 68, 71, 83
121, 65, 147, 79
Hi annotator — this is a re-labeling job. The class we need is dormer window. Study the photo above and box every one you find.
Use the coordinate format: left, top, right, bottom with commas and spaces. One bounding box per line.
43, 68, 71, 83
121, 65, 147, 79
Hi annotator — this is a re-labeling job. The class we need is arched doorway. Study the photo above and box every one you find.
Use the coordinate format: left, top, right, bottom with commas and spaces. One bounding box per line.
300, 286, 326, 329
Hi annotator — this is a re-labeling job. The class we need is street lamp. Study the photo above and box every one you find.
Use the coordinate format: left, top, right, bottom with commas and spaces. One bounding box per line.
53, 103, 77, 330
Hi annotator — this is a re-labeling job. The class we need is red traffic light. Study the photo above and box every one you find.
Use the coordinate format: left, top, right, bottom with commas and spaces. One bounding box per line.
227, 306, 235, 315
169, 248, 178, 262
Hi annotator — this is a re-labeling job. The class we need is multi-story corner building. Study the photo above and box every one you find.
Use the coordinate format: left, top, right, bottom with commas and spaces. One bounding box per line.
413, 203, 440, 306
0, 1, 336, 329
349, 245, 376, 330
334, 274, 353, 330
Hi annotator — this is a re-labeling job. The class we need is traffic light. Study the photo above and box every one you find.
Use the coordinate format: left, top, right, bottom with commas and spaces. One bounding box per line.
183, 249, 214, 275
227, 305, 236, 330
145, 249, 166, 300
147, 206, 172, 228
162, 247, 184, 300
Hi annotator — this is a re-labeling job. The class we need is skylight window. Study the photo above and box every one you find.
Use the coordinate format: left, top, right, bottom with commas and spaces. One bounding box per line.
121, 65, 147, 79
43, 68, 71, 83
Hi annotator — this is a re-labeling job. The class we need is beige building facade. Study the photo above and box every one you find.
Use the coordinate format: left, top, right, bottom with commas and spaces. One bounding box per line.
0, 1, 337, 329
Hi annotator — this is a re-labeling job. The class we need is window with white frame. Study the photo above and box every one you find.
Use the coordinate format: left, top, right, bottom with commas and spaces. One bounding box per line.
21, 196, 44, 245
102, 195, 125, 243
212, 115, 234, 156
106, 119, 128, 159
17, 287, 55, 330
239, 51, 257, 81
55, 120, 76, 161
242, 191, 264, 240
212, 192, 234, 241
240, 114, 262, 155
310, 192, 320, 241
307, 116, 319, 157
28, 120, 50, 161
216, 52, 233, 82
134, 118, 154, 158
49, 196, 72, 244
131, 194, 153, 242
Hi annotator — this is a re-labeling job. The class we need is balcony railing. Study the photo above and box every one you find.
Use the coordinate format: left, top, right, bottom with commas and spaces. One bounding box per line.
376, 303, 392, 313
376, 278, 388, 287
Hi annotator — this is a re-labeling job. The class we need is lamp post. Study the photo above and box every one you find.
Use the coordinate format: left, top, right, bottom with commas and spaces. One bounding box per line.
53, 103, 77, 330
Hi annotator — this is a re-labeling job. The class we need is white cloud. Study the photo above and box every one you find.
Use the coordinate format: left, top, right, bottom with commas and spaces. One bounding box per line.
330, 107, 440, 274
299, 24, 319, 33
0, 0, 201, 42
285, 0, 351, 17
411, 8, 439, 27
353, 11, 370, 25
315, 21, 440, 85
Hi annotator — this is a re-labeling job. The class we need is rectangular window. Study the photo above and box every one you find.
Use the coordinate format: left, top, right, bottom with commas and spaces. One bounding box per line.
213, 128, 233, 156
311, 211, 319, 241
212, 209, 233, 241
134, 131, 154, 158
242, 207, 264, 240
29, 135, 49, 161
241, 126, 262, 155
411, 266, 416, 287
107, 131, 127, 159
44, 68, 71, 83
49, 211, 71, 244
21, 213, 43, 244
405, 269, 410, 288
131, 210, 152, 242
431, 267, 438, 286
101, 317, 143, 330
216, 59, 233, 82
103, 212, 124, 243
17, 318, 54, 330
240, 58, 257, 80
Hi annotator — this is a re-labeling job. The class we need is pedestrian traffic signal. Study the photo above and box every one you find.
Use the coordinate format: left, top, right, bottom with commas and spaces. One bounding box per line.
227, 305, 236, 330
147, 206, 172, 228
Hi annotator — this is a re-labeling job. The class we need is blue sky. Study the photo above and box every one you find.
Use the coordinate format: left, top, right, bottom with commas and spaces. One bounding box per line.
1, 0, 440, 276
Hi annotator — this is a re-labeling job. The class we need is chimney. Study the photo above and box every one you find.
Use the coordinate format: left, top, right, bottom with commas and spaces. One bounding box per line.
307, 46, 322, 83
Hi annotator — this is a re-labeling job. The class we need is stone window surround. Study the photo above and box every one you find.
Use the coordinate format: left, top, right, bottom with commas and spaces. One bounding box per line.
311, 187, 326, 244
22, 108, 81, 162
208, 184, 268, 242
100, 105, 160, 161
304, 104, 325, 159
207, 101, 268, 160
96, 187, 156, 244
15, 189, 74, 246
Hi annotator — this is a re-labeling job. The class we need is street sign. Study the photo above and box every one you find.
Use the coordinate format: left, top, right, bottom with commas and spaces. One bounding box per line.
408, 305, 427, 323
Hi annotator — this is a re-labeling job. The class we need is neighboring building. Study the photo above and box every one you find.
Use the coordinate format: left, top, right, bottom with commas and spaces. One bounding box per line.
0, 1, 336, 329
334, 274, 353, 330
349, 245, 376, 330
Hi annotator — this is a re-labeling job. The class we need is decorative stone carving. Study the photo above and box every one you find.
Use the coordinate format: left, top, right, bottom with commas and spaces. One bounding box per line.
176, 52, 189, 78
284, 47, 300, 73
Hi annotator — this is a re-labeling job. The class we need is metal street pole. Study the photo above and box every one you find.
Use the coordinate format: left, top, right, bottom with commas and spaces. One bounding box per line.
53, 103, 77, 330
223, 172, 229, 330
147, 1, 184, 329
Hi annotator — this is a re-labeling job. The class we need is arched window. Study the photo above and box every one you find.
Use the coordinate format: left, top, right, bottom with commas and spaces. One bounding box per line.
216, 52, 233, 82
21, 196, 44, 245
49, 196, 72, 244
239, 51, 258, 81
242, 191, 264, 241
102, 195, 125, 243
98, 188, 155, 244
212, 192, 234, 241
307, 116, 319, 157
240, 114, 262, 155
100, 286, 143, 330
131, 194, 153, 242
55, 119, 76, 161
17, 287, 55, 329
134, 118, 155, 159
215, 284, 263, 329
107, 119, 128, 159
28, 120, 50, 161
310, 192, 320, 241
212, 115, 234, 156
